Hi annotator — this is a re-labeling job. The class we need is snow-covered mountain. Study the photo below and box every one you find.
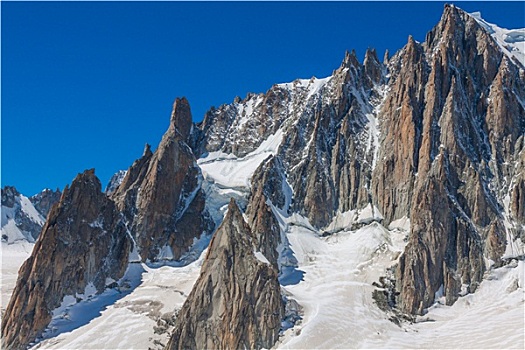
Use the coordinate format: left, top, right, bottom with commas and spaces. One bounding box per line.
1, 186, 61, 318
2, 5, 524, 350
1, 187, 55, 244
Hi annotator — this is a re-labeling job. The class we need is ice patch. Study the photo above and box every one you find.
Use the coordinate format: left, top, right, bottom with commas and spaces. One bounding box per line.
20, 195, 45, 226
157, 245, 174, 260
254, 250, 270, 265
277, 76, 331, 100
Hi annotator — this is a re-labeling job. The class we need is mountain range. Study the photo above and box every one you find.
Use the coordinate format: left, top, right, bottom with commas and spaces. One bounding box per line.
1, 5, 524, 349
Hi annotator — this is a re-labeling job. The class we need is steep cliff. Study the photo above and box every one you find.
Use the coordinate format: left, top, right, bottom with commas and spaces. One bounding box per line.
1, 170, 131, 349
111, 98, 213, 262
166, 199, 283, 350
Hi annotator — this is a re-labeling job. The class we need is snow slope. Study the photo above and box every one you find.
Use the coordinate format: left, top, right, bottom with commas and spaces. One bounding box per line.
31, 254, 206, 350
198, 128, 284, 189
1, 194, 45, 243
1, 241, 35, 310
470, 11, 525, 66
276, 213, 524, 349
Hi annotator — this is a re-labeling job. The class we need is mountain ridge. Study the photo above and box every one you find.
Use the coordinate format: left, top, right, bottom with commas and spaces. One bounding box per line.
2, 5, 524, 350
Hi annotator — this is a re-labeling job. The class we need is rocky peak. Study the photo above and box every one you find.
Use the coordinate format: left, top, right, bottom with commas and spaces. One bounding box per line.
249, 155, 288, 211
379, 4, 525, 316
169, 97, 192, 141
112, 98, 213, 262
341, 49, 360, 69
383, 49, 390, 65
246, 156, 286, 268
143, 143, 153, 157
1, 169, 131, 350
1, 186, 52, 243
1, 186, 20, 208
364, 47, 382, 84
166, 198, 283, 350
30, 188, 62, 219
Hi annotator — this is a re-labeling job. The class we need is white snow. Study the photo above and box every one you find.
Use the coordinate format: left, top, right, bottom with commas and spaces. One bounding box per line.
324, 203, 384, 233
254, 250, 270, 265
236, 95, 263, 129
276, 211, 524, 349
1, 194, 45, 243
19, 195, 45, 226
277, 76, 331, 100
470, 11, 525, 66
388, 216, 411, 231
1, 218, 32, 243
31, 252, 206, 350
157, 245, 174, 260
198, 129, 284, 189
277, 214, 407, 349
1, 241, 35, 310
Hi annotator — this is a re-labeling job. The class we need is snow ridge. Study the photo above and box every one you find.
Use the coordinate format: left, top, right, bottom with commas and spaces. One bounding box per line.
470, 11, 525, 66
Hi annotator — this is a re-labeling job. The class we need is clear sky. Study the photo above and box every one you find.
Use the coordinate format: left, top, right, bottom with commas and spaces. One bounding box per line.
2, 1, 524, 196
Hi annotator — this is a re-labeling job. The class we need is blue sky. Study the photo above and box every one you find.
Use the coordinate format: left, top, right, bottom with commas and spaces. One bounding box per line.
2, 1, 524, 195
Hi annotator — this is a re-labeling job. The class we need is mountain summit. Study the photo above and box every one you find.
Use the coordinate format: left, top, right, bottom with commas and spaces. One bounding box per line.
2, 5, 524, 350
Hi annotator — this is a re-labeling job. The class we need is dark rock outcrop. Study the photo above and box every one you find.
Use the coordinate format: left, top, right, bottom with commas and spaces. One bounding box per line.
111, 98, 213, 262
246, 156, 285, 268
30, 188, 62, 219
390, 5, 524, 314
1, 186, 20, 208
166, 199, 283, 350
1, 169, 131, 350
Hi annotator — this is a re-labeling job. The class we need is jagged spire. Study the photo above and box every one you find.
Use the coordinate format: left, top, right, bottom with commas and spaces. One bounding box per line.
142, 143, 152, 157
170, 97, 192, 140
341, 49, 360, 69
364, 47, 382, 84
166, 196, 283, 350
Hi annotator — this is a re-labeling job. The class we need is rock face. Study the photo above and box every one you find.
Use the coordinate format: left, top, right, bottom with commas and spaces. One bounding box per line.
193, 48, 381, 229
388, 5, 524, 314
3, 6, 524, 349
30, 188, 62, 220
166, 199, 283, 350
190, 5, 525, 316
245, 156, 286, 268
111, 98, 213, 262
105, 170, 127, 196
1, 169, 131, 350
1, 186, 60, 243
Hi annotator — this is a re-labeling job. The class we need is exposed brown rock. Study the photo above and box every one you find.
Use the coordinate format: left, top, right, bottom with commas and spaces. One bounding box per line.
1, 169, 131, 350
364, 48, 383, 86
111, 98, 213, 262
166, 199, 283, 350
110, 143, 154, 224
391, 5, 523, 314
246, 156, 284, 268
372, 35, 427, 224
